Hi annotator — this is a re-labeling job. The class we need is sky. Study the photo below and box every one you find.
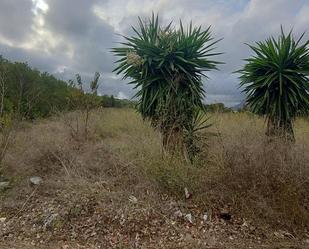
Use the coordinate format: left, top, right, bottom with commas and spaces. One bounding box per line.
0, 0, 308, 107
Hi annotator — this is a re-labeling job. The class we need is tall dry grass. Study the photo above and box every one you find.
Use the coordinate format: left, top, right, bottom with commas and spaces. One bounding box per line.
2, 108, 309, 232
94, 109, 309, 230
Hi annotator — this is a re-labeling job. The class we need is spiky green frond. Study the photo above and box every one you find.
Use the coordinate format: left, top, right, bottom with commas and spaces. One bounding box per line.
112, 14, 222, 121
237, 29, 309, 123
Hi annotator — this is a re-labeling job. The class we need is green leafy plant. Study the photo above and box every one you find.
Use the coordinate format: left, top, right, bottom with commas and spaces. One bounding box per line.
112, 14, 221, 157
237, 28, 309, 141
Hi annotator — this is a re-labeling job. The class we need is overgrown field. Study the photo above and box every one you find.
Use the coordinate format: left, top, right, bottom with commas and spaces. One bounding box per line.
0, 108, 308, 248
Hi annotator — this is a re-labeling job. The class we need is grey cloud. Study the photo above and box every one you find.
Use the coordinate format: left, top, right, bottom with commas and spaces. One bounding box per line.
44, 0, 100, 39
0, 0, 34, 42
44, 0, 117, 74
0, 43, 61, 73
0, 0, 309, 106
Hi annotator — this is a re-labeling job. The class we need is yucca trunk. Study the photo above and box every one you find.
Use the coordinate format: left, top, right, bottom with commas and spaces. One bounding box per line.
159, 102, 186, 154
159, 77, 191, 155
162, 126, 184, 153
266, 117, 295, 142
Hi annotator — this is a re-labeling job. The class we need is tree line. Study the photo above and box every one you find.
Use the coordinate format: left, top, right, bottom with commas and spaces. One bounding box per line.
0, 56, 133, 123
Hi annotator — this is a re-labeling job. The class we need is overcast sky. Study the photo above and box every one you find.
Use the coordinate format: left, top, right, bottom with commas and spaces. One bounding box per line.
0, 0, 308, 106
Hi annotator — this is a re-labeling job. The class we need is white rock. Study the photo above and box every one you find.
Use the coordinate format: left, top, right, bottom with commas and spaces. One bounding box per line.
184, 187, 190, 199
129, 195, 138, 204
30, 176, 43, 185
0, 217, 6, 222
202, 213, 208, 221
242, 221, 248, 227
185, 213, 193, 224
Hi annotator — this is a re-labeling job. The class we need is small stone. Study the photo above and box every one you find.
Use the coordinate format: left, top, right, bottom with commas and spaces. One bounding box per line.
173, 210, 183, 218
30, 176, 43, 185
184, 188, 189, 198
129, 195, 138, 204
0, 217, 6, 222
202, 213, 208, 221
242, 221, 249, 227
185, 213, 193, 224
184, 187, 192, 199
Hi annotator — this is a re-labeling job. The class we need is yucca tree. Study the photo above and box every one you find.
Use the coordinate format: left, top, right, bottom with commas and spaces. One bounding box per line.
238, 29, 309, 141
112, 14, 221, 156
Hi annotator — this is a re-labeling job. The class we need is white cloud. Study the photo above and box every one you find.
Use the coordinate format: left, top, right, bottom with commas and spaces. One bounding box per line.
32, 0, 49, 14
117, 91, 129, 100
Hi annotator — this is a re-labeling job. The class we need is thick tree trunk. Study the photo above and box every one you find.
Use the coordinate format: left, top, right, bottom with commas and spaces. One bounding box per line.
266, 118, 295, 142
162, 127, 184, 153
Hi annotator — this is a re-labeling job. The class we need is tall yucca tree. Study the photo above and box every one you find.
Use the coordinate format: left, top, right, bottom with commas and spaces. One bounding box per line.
238, 29, 309, 141
112, 14, 221, 156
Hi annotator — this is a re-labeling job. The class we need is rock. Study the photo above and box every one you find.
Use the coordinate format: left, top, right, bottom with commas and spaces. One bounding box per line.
242, 221, 249, 227
202, 213, 208, 221
30, 176, 43, 185
173, 210, 183, 218
185, 213, 193, 224
0, 217, 6, 222
184, 187, 192, 199
0, 181, 9, 189
129, 195, 138, 204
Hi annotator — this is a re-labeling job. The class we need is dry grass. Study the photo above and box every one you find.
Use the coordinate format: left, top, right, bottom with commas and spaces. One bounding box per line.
200, 113, 309, 229
0, 108, 309, 248
93, 109, 309, 230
